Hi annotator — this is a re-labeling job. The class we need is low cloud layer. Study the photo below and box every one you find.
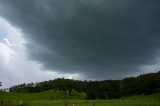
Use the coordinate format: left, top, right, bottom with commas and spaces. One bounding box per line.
0, 0, 160, 80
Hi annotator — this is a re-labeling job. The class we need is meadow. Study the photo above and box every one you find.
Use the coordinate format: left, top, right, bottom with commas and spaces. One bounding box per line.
0, 90, 160, 106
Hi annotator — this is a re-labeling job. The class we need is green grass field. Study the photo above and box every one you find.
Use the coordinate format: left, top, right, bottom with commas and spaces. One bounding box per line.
0, 90, 86, 100
0, 90, 160, 106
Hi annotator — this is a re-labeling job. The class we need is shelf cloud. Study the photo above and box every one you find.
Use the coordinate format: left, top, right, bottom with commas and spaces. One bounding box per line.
0, 0, 160, 80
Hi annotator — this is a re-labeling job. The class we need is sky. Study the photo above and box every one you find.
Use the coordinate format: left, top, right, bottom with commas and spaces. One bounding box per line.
0, 0, 160, 88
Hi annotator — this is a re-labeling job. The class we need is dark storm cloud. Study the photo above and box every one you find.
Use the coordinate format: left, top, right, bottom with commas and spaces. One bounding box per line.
0, 0, 160, 79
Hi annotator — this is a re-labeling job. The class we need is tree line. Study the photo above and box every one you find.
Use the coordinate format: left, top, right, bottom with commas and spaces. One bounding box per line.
9, 71, 160, 99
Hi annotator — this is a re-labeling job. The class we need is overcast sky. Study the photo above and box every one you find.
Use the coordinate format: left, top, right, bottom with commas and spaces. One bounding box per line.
0, 0, 160, 88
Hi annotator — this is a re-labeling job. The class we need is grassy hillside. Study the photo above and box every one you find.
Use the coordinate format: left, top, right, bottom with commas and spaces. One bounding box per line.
127, 92, 160, 101
0, 90, 159, 106
0, 90, 86, 100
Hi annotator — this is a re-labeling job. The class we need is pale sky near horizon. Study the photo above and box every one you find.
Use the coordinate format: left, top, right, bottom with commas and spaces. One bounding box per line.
0, 0, 160, 88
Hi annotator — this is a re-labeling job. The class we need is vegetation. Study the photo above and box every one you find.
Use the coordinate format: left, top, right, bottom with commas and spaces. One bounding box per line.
0, 72, 160, 106
0, 90, 86, 100
8, 71, 160, 100
0, 71, 160, 105
0, 92, 159, 106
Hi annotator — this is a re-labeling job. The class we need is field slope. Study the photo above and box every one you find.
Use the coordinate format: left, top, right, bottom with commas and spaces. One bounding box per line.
0, 90, 86, 100
0, 90, 159, 106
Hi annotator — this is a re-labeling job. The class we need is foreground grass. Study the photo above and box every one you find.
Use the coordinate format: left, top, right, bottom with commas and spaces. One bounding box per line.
0, 99, 160, 106
0, 91, 159, 106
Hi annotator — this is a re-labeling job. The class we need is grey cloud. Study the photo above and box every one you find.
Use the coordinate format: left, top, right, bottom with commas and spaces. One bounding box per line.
0, 0, 160, 79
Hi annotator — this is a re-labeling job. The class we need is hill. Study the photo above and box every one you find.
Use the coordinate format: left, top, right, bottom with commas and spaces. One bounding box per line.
6, 71, 160, 100
0, 90, 86, 100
